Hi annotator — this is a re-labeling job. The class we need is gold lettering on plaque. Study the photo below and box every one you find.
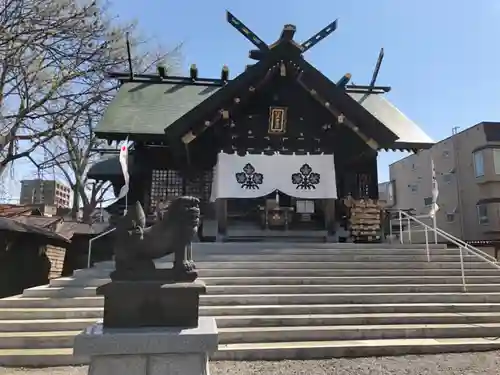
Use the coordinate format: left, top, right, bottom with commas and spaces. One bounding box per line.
268, 107, 287, 134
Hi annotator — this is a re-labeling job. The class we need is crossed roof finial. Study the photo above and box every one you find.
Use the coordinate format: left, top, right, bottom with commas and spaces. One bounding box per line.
226, 11, 338, 61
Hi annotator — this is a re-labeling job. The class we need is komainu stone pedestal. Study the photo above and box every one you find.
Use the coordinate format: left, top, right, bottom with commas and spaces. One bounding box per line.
97, 280, 206, 328
73, 317, 218, 375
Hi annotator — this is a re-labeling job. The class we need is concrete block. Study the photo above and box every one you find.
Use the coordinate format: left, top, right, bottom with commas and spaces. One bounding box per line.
74, 317, 218, 375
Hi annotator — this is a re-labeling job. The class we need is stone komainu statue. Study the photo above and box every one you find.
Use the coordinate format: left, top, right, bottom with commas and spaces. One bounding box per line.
112, 196, 200, 282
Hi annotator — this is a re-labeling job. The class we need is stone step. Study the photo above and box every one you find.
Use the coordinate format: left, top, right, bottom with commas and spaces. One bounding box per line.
23, 284, 500, 298
201, 303, 500, 315
0, 331, 79, 349
195, 268, 500, 277
214, 312, 500, 328
3, 313, 500, 350
0, 308, 104, 320
0, 297, 104, 309
73, 267, 500, 279
0, 337, 498, 366
0, 348, 88, 367
84, 261, 495, 272
217, 322, 500, 344
0, 318, 95, 332
9, 292, 500, 307
152, 261, 495, 270
50, 277, 110, 287
50, 275, 500, 288
191, 243, 448, 250
186, 254, 476, 262
93, 248, 454, 263
95, 254, 479, 265
5, 302, 500, 320
193, 248, 462, 256
89, 245, 454, 269
202, 276, 500, 286
213, 337, 500, 360
200, 293, 500, 305
22, 286, 100, 298
206, 284, 500, 295
3, 311, 500, 335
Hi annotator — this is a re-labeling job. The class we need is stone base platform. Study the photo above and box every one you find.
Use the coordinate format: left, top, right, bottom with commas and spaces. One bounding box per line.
73, 317, 218, 375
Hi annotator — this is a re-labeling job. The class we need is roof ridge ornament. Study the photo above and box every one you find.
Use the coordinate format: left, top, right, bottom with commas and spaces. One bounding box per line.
356, 48, 385, 104
226, 10, 338, 61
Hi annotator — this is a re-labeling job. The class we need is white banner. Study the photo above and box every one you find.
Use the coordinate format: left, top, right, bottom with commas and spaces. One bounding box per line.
210, 153, 337, 201
429, 158, 439, 218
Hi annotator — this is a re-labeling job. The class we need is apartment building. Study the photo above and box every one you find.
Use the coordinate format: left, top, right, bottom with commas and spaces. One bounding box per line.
387, 121, 500, 241
19, 179, 71, 208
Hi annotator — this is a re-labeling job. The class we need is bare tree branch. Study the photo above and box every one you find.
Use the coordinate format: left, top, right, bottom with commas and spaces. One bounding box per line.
10, 0, 183, 221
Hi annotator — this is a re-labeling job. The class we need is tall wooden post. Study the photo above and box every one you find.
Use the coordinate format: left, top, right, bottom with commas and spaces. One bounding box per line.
324, 199, 336, 235
367, 152, 379, 199
216, 198, 227, 240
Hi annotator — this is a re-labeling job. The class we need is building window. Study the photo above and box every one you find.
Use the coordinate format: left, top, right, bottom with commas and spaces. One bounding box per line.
477, 204, 489, 225
409, 184, 418, 192
493, 149, 500, 175
424, 197, 433, 207
473, 151, 484, 177
442, 150, 450, 158
443, 173, 453, 184
446, 213, 455, 222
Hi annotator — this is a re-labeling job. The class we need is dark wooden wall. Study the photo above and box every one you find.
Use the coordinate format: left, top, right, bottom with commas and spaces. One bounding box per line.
0, 234, 51, 298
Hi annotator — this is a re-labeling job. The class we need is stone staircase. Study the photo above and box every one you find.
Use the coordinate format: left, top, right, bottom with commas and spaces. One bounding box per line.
1, 242, 500, 366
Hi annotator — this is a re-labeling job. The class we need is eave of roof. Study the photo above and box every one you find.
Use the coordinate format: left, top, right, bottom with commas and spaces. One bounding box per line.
94, 82, 221, 140
348, 93, 434, 150
0, 217, 71, 246
87, 155, 135, 180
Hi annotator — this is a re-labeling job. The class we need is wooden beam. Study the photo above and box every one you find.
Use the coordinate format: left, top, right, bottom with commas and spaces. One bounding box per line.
181, 131, 196, 144
296, 74, 379, 150
280, 62, 286, 77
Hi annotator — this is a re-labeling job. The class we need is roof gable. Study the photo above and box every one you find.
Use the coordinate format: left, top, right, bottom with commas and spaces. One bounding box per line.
163, 41, 400, 148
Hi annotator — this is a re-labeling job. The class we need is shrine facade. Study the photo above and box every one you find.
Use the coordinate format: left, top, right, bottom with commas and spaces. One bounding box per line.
89, 13, 434, 242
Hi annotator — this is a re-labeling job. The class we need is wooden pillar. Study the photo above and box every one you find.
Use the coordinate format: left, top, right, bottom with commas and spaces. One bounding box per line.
367, 152, 379, 199
324, 199, 336, 235
216, 199, 227, 237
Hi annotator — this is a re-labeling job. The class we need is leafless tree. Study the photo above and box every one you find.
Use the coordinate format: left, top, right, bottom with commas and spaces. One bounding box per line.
1, 0, 181, 221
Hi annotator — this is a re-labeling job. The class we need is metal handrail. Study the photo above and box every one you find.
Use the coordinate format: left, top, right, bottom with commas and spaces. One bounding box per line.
87, 227, 116, 268
398, 210, 498, 264
395, 210, 500, 291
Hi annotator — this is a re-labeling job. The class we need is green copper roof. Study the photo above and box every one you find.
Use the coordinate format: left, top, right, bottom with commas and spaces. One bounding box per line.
94, 82, 221, 136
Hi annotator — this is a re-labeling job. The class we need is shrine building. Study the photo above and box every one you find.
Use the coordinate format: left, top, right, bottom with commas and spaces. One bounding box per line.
89, 13, 434, 242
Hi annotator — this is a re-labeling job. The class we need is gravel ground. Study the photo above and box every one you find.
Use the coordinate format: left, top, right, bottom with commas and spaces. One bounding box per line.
0, 352, 499, 375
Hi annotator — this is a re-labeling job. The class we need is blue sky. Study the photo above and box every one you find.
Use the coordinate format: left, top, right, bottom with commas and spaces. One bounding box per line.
10, 0, 500, 199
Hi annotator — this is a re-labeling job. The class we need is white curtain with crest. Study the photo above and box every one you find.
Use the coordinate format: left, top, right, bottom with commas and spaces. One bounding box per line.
210, 152, 337, 201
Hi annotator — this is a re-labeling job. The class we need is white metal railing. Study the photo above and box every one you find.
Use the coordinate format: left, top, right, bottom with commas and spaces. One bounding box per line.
87, 227, 116, 268
388, 212, 437, 245
392, 210, 500, 292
